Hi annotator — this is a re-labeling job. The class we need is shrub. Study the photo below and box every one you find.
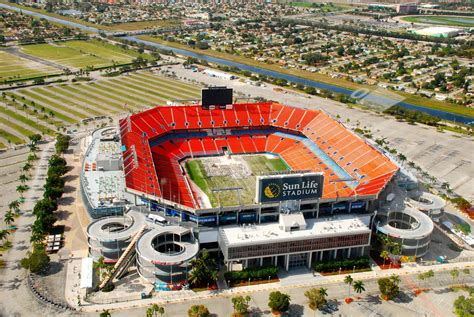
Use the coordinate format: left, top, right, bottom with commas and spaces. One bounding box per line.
313, 256, 370, 273
224, 266, 278, 283
268, 291, 290, 313
304, 288, 327, 311
20, 246, 50, 273
188, 305, 210, 317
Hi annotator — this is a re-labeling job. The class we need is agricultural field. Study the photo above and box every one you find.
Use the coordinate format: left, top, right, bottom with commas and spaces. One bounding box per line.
401, 15, 474, 27
0, 71, 201, 148
0, 50, 61, 83
20, 39, 153, 70
185, 154, 289, 207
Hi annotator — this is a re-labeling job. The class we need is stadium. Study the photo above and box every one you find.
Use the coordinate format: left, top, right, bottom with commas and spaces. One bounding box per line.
83, 88, 418, 288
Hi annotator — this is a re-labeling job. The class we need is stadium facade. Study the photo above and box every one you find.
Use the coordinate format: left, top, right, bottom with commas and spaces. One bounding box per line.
83, 95, 417, 287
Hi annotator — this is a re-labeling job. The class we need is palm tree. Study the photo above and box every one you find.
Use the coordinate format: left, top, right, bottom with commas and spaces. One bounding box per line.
99, 309, 111, 317
344, 275, 354, 297
353, 280, 365, 296
0, 230, 10, 246
16, 185, 28, 198
18, 174, 29, 184
4, 211, 14, 226
319, 287, 328, 297
22, 162, 32, 175
146, 304, 165, 317
8, 200, 20, 214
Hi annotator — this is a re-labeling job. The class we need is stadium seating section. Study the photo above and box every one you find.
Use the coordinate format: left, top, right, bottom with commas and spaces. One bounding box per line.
120, 102, 398, 208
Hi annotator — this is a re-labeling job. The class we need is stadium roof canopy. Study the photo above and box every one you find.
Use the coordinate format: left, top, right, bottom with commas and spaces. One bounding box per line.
119, 102, 398, 210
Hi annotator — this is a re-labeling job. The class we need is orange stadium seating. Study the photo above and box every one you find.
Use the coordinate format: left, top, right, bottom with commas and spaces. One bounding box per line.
120, 102, 398, 208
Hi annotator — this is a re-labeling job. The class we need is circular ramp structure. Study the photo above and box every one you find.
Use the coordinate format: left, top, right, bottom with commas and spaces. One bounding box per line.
87, 210, 145, 262
376, 206, 434, 257
408, 191, 445, 221
136, 225, 199, 284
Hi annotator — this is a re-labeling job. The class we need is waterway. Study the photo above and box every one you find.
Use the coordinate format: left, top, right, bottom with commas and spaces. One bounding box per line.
1, 2, 472, 125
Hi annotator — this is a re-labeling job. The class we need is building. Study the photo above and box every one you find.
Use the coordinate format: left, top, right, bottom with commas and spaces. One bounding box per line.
203, 69, 236, 80
81, 128, 133, 218
413, 26, 462, 38
85, 91, 404, 287
396, 3, 418, 13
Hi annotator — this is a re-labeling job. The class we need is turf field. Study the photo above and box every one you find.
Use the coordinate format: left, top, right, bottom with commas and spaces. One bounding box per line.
185, 154, 289, 207
402, 15, 474, 27
0, 50, 60, 83
20, 39, 152, 69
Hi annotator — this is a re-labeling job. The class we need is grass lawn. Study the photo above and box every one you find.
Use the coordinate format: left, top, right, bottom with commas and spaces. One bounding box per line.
26, 88, 89, 118
33, 86, 103, 117
122, 76, 198, 100
10, 91, 76, 124
185, 154, 288, 207
93, 81, 161, 105
0, 129, 23, 144
20, 40, 152, 69
139, 36, 474, 119
401, 15, 474, 27
130, 73, 201, 97
0, 107, 54, 136
0, 50, 59, 82
0, 115, 35, 139
47, 85, 119, 114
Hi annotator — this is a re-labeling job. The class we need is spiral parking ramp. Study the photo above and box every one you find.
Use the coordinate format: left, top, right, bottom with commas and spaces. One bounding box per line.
408, 192, 446, 220
86, 210, 145, 262
376, 206, 434, 257
136, 226, 199, 284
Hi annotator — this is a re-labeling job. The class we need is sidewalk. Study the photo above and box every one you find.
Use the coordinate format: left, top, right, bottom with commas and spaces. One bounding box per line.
71, 259, 474, 313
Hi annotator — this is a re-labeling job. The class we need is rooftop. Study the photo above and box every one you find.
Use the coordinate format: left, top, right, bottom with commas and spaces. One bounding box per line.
219, 214, 371, 247
82, 127, 133, 210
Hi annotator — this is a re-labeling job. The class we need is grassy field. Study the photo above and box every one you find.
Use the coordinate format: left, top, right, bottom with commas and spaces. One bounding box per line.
20, 40, 152, 69
186, 154, 288, 207
401, 15, 474, 27
139, 36, 474, 119
0, 50, 60, 82
0, 71, 201, 146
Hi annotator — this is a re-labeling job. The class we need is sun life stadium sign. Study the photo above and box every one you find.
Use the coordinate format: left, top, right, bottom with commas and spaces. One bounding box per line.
256, 172, 324, 203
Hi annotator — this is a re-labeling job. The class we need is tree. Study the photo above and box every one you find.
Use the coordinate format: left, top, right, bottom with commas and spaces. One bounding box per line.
18, 174, 29, 184
462, 269, 470, 284
304, 288, 327, 311
378, 275, 400, 300
344, 275, 354, 297
453, 295, 474, 317
16, 185, 28, 198
0, 229, 10, 246
451, 269, 460, 285
231, 295, 251, 316
188, 249, 217, 287
353, 280, 365, 296
380, 250, 390, 265
22, 162, 33, 174
187, 305, 210, 317
8, 200, 20, 214
20, 246, 50, 273
99, 309, 111, 317
268, 291, 290, 314
146, 304, 164, 317
4, 211, 14, 226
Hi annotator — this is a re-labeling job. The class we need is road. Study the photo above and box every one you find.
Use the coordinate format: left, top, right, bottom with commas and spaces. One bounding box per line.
77, 269, 472, 317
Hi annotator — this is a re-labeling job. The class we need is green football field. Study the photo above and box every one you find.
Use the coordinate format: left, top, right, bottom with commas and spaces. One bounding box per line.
185, 154, 289, 207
